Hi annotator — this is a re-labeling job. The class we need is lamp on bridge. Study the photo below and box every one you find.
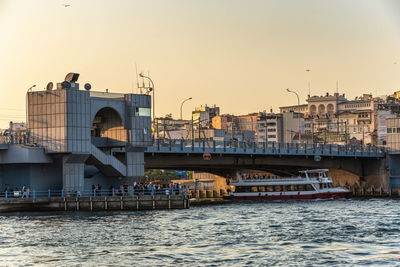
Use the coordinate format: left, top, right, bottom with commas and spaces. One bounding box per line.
286, 88, 301, 143
139, 73, 156, 138
180, 97, 193, 120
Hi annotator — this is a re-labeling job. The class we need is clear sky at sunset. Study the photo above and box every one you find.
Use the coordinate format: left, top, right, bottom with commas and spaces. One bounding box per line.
0, 0, 400, 127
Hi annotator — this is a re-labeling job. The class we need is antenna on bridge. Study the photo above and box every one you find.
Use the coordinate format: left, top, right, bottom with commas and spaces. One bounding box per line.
137, 69, 153, 95
336, 80, 339, 94
135, 63, 140, 93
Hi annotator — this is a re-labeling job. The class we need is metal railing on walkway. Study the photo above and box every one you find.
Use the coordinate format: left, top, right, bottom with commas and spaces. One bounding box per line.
148, 139, 386, 157
0, 134, 387, 157
0, 188, 188, 199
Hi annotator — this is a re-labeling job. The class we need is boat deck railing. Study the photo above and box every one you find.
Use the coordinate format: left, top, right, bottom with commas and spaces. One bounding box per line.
231, 177, 331, 183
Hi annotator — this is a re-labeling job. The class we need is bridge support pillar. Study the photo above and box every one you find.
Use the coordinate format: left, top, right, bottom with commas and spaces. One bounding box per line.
62, 154, 89, 193
362, 158, 390, 191
387, 154, 400, 189
126, 150, 145, 183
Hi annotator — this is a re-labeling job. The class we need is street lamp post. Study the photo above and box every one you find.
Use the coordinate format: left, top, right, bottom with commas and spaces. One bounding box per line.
180, 97, 192, 120
306, 69, 311, 95
286, 88, 301, 143
26, 85, 36, 130
28, 85, 36, 92
139, 73, 156, 138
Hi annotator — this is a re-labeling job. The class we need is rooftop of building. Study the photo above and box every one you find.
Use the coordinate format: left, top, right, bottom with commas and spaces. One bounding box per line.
279, 104, 308, 109
340, 100, 372, 104
307, 92, 347, 102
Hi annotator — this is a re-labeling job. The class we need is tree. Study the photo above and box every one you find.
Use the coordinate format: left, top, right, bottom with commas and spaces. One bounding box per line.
144, 169, 181, 182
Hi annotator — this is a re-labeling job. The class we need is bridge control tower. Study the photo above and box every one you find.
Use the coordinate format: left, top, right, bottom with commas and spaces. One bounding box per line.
27, 73, 152, 192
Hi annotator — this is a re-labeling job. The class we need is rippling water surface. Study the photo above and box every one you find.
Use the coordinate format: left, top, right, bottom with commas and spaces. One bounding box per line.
0, 199, 400, 266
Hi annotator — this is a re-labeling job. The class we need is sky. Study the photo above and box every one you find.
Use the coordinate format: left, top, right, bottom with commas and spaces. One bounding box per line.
0, 0, 400, 127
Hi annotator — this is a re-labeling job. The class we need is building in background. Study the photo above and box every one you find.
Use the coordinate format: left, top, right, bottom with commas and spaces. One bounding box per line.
280, 104, 308, 115
376, 100, 400, 146
282, 112, 304, 143
9, 121, 27, 132
256, 113, 283, 143
279, 92, 390, 145
192, 105, 220, 128
154, 116, 191, 139
386, 117, 400, 150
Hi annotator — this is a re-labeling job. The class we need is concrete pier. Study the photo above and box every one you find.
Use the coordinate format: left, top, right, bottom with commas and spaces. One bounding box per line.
0, 195, 190, 213
188, 189, 230, 205
349, 186, 400, 198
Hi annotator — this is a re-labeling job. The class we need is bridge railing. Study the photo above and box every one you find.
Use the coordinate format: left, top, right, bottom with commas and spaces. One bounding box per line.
0, 134, 387, 155
0, 135, 41, 146
0, 188, 188, 199
152, 139, 386, 155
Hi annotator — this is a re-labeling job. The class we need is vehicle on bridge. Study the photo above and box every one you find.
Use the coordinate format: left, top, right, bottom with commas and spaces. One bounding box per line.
229, 169, 350, 200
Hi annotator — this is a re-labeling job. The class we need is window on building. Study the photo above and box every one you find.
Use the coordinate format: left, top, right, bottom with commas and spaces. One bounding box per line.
388, 128, 393, 133
135, 107, 151, 117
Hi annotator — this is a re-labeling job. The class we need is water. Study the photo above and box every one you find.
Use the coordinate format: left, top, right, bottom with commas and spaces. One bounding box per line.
0, 199, 400, 266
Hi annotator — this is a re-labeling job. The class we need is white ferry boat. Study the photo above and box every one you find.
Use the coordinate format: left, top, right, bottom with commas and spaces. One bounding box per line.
229, 169, 350, 200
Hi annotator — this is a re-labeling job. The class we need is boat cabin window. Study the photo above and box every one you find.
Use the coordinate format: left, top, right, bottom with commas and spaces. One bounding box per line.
302, 171, 327, 179
319, 183, 333, 189
235, 186, 252, 193
235, 184, 316, 192
297, 185, 305, 191
305, 184, 314, 191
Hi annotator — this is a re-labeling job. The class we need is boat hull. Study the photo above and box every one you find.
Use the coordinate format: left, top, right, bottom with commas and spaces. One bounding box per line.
228, 191, 350, 200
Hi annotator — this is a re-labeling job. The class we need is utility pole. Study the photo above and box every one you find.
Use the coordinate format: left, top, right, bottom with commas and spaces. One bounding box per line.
362, 124, 365, 145
336, 81, 340, 143
191, 114, 194, 140
139, 73, 156, 138
306, 69, 311, 96
286, 88, 301, 143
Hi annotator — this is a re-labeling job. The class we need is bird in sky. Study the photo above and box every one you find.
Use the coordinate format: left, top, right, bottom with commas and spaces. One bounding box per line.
63, 4, 71, 7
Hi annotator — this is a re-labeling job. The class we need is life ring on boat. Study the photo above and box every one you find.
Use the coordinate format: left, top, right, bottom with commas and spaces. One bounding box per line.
203, 153, 211, 160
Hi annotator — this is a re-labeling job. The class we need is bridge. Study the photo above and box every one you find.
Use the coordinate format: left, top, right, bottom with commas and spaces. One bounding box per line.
143, 139, 392, 189
0, 135, 395, 190
0, 73, 397, 193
